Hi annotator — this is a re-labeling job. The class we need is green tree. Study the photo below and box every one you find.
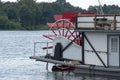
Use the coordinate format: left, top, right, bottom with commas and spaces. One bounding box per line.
17, 0, 37, 28
1, 0, 120, 30
0, 15, 9, 29
3, 2, 18, 20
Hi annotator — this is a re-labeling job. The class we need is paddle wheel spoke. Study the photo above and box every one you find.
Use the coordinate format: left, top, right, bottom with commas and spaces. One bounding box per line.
43, 35, 53, 40
62, 21, 65, 36
62, 28, 64, 36
58, 29, 61, 36
56, 23, 61, 36
51, 28, 57, 36
64, 29, 69, 37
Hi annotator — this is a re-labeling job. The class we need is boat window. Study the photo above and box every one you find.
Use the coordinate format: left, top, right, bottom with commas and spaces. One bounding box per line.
111, 37, 118, 53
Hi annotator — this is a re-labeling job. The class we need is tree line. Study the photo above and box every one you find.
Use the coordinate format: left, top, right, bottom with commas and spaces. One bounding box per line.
0, 0, 120, 30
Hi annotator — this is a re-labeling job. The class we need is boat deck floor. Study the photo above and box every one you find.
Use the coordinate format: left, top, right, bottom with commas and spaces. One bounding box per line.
30, 56, 120, 77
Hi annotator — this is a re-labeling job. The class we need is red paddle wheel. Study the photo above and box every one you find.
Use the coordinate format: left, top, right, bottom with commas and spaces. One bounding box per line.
43, 12, 82, 48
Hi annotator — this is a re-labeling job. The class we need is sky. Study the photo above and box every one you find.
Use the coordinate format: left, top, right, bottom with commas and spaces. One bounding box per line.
1, 0, 120, 9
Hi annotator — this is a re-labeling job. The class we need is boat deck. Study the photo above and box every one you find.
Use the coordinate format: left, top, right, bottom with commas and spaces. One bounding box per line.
30, 56, 120, 76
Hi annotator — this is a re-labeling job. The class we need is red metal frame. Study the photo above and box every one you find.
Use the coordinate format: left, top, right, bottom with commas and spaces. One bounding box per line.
62, 12, 78, 23
54, 15, 63, 21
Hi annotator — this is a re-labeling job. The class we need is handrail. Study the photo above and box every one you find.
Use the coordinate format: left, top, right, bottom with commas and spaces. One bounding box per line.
33, 42, 52, 56
76, 14, 120, 30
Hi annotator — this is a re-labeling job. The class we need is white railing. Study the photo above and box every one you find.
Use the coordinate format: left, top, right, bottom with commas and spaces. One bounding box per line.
33, 42, 52, 56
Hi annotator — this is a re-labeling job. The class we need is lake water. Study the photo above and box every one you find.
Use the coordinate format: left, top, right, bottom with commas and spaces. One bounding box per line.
0, 31, 120, 80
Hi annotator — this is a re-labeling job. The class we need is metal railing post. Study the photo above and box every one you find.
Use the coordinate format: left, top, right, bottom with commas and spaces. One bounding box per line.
33, 42, 36, 56
47, 42, 48, 55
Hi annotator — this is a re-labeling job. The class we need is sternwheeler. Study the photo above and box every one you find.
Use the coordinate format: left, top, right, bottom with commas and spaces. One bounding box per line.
30, 11, 120, 76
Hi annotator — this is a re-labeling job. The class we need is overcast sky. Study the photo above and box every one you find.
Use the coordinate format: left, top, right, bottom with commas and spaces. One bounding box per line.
1, 0, 120, 9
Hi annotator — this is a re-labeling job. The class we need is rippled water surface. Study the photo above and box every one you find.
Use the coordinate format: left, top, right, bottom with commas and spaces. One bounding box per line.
0, 31, 120, 80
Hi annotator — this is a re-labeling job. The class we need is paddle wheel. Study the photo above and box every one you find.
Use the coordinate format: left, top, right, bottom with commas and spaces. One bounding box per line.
43, 12, 82, 47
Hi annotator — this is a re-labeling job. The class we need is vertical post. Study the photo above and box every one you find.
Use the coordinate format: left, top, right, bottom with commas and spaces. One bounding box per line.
119, 36, 120, 68
113, 15, 117, 30
75, 15, 78, 30
81, 32, 85, 64
94, 15, 97, 30
33, 42, 36, 56
62, 20, 64, 36
46, 42, 49, 71
46, 62, 48, 71
46, 42, 48, 55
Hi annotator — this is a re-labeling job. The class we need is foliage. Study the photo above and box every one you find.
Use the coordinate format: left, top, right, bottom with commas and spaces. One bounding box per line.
88, 4, 120, 14
0, 0, 120, 30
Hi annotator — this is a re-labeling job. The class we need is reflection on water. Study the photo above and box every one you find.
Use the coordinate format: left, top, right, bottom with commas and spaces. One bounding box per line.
45, 72, 120, 80
0, 31, 120, 80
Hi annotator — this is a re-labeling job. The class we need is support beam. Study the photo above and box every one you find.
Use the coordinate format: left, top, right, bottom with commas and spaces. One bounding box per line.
81, 32, 85, 64
62, 33, 82, 52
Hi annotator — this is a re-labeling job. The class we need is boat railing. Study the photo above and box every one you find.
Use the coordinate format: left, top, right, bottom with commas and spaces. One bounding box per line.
76, 14, 120, 30
33, 42, 52, 56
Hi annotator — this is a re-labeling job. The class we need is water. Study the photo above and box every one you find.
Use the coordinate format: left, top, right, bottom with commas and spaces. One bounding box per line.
0, 31, 120, 80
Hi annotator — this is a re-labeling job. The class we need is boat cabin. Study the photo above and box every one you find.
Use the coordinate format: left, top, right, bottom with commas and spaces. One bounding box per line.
76, 14, 120, 67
